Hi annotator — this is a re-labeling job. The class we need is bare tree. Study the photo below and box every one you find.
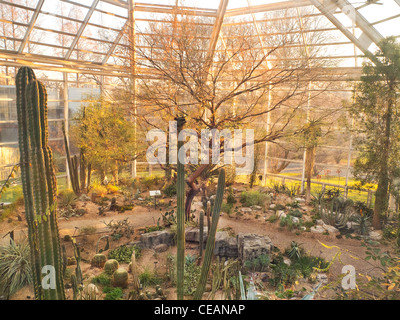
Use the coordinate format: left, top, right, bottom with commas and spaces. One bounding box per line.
120, 7, 339, 218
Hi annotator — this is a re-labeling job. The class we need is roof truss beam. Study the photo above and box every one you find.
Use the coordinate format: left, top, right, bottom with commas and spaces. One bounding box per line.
65, 0, 100, 60
18, 0, 45, 54
309, 0, 379, 65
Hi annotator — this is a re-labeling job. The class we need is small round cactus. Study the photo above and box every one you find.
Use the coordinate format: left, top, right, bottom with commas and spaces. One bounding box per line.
104, 259, 119, 275
112, 268, 129, 288
91, 254, 107, 268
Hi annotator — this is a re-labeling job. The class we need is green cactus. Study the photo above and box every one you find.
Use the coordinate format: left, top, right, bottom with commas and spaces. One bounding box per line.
112, 268, 129, 288
193, 169, 225, 300
16, 67, 65, 300
199, 210, 204, 258
175, 116, 186, 300
104, 259, 119, 275
91, 253, 107, 268
62, 121, 80, 194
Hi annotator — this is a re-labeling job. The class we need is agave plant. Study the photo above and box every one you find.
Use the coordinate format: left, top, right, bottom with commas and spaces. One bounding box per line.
352, 213, 372, 235
0, 240, 32, 299
319, 197, 354, 229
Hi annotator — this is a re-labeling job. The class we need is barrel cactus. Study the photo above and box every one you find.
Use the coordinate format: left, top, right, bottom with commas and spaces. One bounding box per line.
91, 254, 107, 268
112, 268, 129, 288
104, 259, 119, 275
15, 67, 65, 300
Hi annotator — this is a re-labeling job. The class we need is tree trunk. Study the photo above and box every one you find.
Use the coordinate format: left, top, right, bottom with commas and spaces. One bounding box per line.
305, 145, 316, 203
373, 92, 393, 230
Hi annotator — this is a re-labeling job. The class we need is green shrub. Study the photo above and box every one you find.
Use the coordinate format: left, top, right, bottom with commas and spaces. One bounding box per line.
91, 273, 111, 286
142, 175, 162, 189
243, 254, 270, 273
58, 189, 77, 208
163, 183, 176, 197
288, 208, 303, 218
0, 240, 32, 298
139, 268, 161, 287
103, 287, 123, 300
183, 258, 201, 296
240, 190, 270, 207
221, 203, 233, 215
108, 245, 141, 264
226, 187, 236, 205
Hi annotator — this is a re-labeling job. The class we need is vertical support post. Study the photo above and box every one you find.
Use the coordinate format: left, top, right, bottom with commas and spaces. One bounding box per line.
345, 117, 354, 199
63, 72, 70, 189
129, 0, 137, 179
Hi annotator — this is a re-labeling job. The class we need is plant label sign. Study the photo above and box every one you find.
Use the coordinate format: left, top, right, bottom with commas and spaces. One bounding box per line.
150, 190, 161, 208
150, 190, 161, 197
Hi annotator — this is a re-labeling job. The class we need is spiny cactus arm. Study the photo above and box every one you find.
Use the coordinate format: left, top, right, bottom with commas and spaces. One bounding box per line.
199, 210, 204, 258
193, 169, 225, 300
37, 81, 65, 299
26, 80, 56, 300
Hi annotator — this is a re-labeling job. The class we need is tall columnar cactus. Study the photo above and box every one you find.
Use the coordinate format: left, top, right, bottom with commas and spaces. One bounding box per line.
199, 210, 204, 258
62, 122, 80, 195
16, 67, 65, 300
175, 116, 186, 300
193, 168, 225, 300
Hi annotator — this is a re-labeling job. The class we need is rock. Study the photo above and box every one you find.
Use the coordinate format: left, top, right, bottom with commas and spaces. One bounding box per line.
140, 230, 175, 248
251, 205, 262, 211
292, 217, 300, 224
316, 219, 325, 226
240, 207, 252, 213
269, 204, 276, 209
214, 232, 238, 258
369, 231, 382, 241
295, 198, 305, 202
78, 194, 91, 202
154, 243, 169, 253
311, 225, 325, 234
317, 273, 328, 284
277, 211, 286, 219
185, 227, 208, 243
237, 233, 273, 262
283, 258, 291, 266
323, 224, 339, 233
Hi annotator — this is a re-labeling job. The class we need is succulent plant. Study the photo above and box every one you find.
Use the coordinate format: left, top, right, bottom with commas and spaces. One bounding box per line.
104, 259, 119, 275
15, 67, 65, 300
91, 254, 107, 268
112, 268, 129, 288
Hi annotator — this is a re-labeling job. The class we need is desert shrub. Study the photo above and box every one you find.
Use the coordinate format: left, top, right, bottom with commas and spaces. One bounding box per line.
90, 182, 108, 197
58, 189, 77, 208
226, 187, 236, 205
243, 254, 270, 273
107, 184, 119, 194
79, 226, 97, 235
103, 287, 123, 300
91, 273, 111, 286
221, 203, 233, 215
139, 267, 162, 287
288, 208, 303, 218
142, 175, 162, 190
183, 256, 201, 296
240, 190, 270, 207
163, 183, 176, 197
267, 214, 278, 223
0, 203, 18, 221
108, 245, 141, 264
0, 240, 32, 298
